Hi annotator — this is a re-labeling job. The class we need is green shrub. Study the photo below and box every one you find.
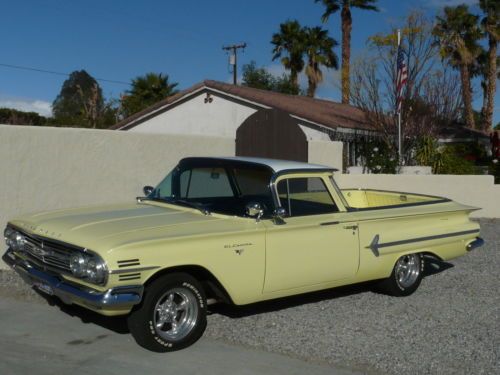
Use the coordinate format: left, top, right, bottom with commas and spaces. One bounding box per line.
357, 140, 398, 174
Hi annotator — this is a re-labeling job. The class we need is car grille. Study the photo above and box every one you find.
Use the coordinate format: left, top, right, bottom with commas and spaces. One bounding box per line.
22, 234, 74, 272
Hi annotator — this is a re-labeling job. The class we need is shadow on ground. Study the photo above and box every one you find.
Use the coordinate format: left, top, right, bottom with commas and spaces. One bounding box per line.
35, 256, 454, 332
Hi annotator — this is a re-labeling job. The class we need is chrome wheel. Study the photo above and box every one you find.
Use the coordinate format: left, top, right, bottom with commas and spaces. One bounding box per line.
395, 254, 421, 289
153, 287, 199, 342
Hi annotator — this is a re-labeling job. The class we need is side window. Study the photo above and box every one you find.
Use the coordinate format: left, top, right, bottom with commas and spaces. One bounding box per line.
277, 177, 338, 217
180, 168, 234, 198
233, 168, 271, 196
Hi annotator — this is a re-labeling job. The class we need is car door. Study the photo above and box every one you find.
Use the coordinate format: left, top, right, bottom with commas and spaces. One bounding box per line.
263, 174, 360, 293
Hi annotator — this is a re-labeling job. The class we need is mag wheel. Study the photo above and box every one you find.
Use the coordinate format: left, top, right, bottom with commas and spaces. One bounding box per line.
127, 273, 207, 352
378, 253, 424, 297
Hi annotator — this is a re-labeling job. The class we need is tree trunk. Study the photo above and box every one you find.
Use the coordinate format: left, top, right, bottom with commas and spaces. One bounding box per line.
307, 67, 316, 98
483, 34, 497, 132
341, 4, 352, 104
290, 69, 298, 88
459, 63, 475, 129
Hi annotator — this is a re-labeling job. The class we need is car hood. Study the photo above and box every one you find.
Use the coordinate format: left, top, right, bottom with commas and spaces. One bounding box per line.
9, 201, 237, 253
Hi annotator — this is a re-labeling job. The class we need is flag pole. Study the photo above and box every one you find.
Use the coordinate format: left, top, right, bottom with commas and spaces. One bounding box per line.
397, 29, 402, 167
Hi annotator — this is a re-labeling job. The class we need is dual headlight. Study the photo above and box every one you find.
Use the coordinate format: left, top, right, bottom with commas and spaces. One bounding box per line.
69, 252, 107, 285
4, 226, 107, 285
4, 227, 26, 251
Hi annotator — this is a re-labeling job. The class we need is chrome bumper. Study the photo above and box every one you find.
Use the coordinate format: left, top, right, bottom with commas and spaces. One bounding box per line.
466, 237, 484, 252
2, 249, 143, 310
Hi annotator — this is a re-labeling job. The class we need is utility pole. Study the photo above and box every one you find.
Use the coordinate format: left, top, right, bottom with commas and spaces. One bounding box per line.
222, 43, 246, 85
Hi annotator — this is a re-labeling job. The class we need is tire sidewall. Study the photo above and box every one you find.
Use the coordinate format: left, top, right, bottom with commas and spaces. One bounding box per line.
129, 273, 207, 352
393, 253, 424, 295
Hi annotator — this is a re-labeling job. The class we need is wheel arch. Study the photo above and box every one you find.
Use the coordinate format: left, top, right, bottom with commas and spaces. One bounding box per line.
144, 265, 234, 305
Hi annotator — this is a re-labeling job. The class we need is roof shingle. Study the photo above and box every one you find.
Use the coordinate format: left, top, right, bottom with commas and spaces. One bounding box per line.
111, 80, 371, 131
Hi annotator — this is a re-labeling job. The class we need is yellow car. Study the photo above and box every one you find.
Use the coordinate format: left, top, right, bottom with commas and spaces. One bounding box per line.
3, 157, 483, 352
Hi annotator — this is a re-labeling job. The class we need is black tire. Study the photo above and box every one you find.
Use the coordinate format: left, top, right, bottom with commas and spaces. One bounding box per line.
377, 253, 424, 297
127, 273, 207, 352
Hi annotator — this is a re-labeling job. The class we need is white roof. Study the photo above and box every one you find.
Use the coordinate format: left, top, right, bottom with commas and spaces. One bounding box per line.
217, 156, 335, 173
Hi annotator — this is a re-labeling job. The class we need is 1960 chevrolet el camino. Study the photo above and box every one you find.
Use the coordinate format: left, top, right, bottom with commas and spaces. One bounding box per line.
3, 157, 483, 351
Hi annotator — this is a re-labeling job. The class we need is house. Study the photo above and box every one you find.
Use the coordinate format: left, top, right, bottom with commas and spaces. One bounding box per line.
111, 80, 378, 167
438, 126, 492, 160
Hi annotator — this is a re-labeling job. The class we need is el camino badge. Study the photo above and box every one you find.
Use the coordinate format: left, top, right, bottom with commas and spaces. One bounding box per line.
224, 242, 253, 255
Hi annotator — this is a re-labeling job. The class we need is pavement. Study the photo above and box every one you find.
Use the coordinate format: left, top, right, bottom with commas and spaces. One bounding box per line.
0, 297, 365, 375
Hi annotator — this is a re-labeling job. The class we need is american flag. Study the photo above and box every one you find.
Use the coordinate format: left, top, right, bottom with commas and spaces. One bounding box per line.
395, 44, 407, 114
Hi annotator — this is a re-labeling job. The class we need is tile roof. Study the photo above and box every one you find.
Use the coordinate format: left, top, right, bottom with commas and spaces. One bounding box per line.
110, 80, 372, 131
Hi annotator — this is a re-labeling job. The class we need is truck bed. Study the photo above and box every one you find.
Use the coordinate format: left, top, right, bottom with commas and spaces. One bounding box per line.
341, 189, 448, 210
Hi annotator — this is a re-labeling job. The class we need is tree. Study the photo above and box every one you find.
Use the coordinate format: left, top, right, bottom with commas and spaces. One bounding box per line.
479, 0, 499, 132
315, 0, 379, 104
0, 108, 48, 126
433, 5, 482, 129
241, 61, 300, 94
271, 20, 306, 87
303, 26, 339, 97
120, 73, 178, 118
52, 70, 107, 128
351, 11, 462, 164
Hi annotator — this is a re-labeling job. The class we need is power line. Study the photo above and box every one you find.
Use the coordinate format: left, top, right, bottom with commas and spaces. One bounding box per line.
0, 62, 131, 86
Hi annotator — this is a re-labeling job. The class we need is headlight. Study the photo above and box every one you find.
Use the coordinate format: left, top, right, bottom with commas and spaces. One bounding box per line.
69, 253, 87, 277
4, 227, 15, 247
69, 251, 107, 285
4, 227, 26, 251
86, 258, 106, 284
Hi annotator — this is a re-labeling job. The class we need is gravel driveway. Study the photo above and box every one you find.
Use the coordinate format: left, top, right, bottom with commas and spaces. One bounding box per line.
1, 219, 498, 375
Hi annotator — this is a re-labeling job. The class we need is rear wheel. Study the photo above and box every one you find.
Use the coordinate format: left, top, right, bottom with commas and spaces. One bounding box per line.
127, 273, 207, 352
378, 253, 424, 296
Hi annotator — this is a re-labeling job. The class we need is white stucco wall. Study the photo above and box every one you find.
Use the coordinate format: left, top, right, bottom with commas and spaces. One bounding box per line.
0, 125, 235, 269
335, 173, 500, 218
299, 124, 331, 141
128, 92, 259, 137
308, 141, 343, 171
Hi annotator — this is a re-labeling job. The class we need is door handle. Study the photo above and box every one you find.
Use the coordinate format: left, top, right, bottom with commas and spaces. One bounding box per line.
343, 224, 358, 230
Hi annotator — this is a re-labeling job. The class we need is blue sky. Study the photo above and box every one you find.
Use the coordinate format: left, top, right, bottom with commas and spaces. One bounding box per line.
1, 0, 495, 123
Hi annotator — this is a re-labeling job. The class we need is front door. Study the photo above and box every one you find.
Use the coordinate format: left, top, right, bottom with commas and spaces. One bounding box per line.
263, 175, 360, 293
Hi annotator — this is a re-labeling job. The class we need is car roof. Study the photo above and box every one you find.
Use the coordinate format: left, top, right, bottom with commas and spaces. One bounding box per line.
181, 156, 336, 173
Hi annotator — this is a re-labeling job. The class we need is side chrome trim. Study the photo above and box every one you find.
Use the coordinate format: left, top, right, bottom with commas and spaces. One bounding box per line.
109, 266, 160, 275
367, 229, 480, 256
320, 221, 340, 226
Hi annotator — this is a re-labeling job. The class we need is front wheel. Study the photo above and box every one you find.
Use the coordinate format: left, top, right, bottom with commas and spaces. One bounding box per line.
127, 273, 207, 352
377, 253, 424, 297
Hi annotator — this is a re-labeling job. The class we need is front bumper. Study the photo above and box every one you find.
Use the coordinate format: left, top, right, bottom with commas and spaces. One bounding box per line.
2, 249, 143, 312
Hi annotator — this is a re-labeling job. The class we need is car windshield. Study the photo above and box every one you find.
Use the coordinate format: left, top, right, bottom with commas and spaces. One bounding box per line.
146, 160, 274, 217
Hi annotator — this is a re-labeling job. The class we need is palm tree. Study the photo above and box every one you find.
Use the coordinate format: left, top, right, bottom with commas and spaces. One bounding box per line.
479, 0, 499, 131
121, 73, 178, 118
315, 0, 378, 104
271, 20, 306, 88
433, 5, 482, 129
303, 27, 339, 97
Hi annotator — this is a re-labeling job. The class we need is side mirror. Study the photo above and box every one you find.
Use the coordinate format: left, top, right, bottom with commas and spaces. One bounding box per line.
245, 202, 264, 222
143, 186, 154, 196
272, 207, 287, 225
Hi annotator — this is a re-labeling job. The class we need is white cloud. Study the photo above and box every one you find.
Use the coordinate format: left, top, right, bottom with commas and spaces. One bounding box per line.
0, 96, 52, 117
425, 0, 479, 7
